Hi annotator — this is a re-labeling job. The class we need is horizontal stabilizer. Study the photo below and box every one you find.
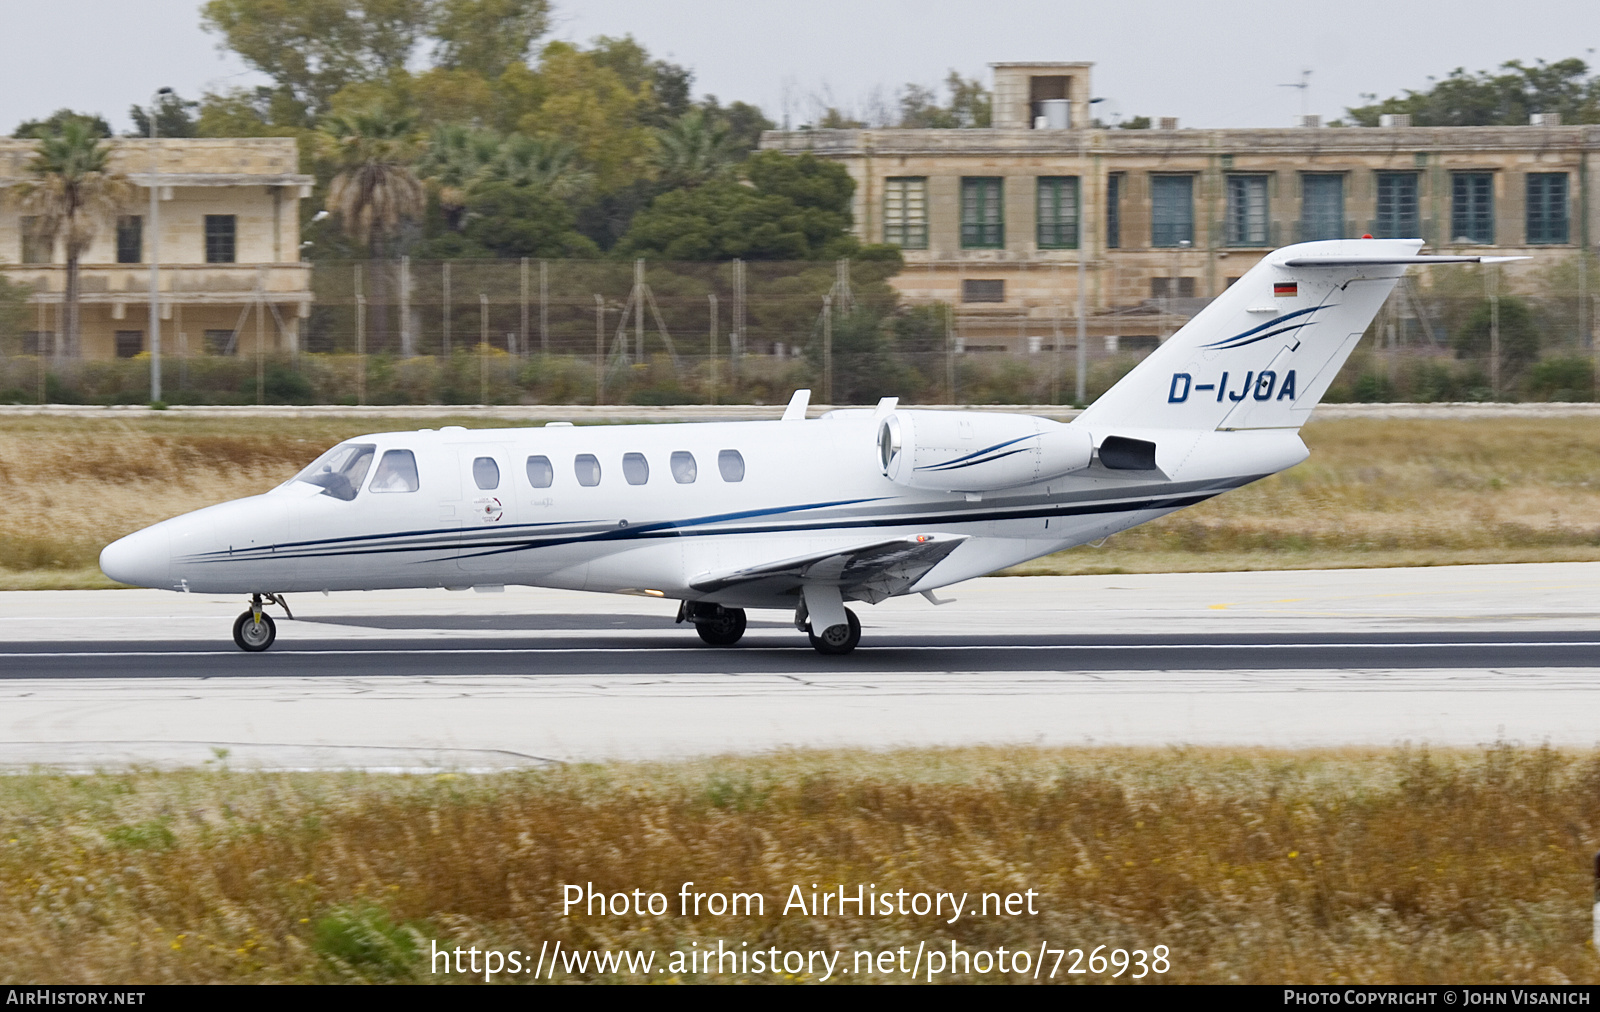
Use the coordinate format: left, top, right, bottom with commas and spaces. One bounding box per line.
690, 533, 967, 604
1281, 255, 1529, 267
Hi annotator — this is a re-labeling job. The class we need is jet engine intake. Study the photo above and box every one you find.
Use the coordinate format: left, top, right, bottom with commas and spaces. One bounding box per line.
877, 410, 1093, 491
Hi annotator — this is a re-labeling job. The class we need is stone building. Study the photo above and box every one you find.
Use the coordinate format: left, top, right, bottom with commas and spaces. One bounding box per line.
0, 137, 313, 358
761, 62, 1598, 354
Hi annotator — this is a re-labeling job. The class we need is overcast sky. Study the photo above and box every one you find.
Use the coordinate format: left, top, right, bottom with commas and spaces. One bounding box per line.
3, 0, 1595, 134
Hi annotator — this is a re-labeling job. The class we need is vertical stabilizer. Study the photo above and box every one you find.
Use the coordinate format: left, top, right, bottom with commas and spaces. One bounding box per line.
1075, 239, 1512, 433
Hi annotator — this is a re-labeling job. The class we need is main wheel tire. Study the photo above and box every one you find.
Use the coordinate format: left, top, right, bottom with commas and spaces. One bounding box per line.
807, 608, 861, 655
233, 610, 277, 652
695, 607, 747, 646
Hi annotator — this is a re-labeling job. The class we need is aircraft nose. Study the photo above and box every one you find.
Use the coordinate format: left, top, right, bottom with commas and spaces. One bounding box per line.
99, 526, 172, 589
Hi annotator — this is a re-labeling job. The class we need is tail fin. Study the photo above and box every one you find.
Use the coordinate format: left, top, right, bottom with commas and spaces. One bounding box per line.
1076, 239, 1519, 432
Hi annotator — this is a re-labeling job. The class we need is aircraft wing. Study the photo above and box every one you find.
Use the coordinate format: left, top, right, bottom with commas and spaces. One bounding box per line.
689, 533, 968, 604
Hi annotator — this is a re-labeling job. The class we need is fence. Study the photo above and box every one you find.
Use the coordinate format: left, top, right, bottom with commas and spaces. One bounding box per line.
0, 253, 1597, 406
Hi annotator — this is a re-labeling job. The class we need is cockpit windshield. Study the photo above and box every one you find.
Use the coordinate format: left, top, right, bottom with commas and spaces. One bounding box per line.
291, 443, 376, 501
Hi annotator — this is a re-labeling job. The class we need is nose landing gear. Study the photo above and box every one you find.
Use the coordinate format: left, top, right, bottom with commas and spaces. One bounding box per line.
233, 593, 292, 652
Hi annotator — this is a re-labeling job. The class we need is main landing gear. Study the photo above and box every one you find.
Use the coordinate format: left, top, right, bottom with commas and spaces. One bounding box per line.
677, 597, 861, 654
678, 601, 747, 646
805, 609, 861, 655
233, 593, 292, 652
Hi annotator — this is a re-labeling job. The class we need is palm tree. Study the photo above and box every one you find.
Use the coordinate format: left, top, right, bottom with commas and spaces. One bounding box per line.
415, 123, 502, 231
319, 107, 425, 258
652, 109, 742, 191
416, 126, 593, 230
488, 134, 592, 200
319, 107, 425, 354
14, 119, 133, 356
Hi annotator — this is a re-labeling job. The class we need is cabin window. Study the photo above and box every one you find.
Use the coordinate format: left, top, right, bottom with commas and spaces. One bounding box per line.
526, 455, 553, 488
293, 442, 375, 501
472, 456, 500, 490
622, 452, 649, 485
370, 450, 420, 493
670, 451, 697, 483
718, 449, 745, 482
574, 454, 601, 486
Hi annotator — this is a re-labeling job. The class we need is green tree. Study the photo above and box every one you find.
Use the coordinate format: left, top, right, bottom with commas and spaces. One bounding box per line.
202, 0, 435, 120
1346, 58, 1600, 126
128, 92, 199, 138
897, 71, 991, 127
585, 35, 692, 127
697, 96, 773, 154
808, 306, 903, 403
1453, 296, 1540, 388
892, 303, 951, 389
413, 124, 595, 257
651, 108, 742, 190
11, 119, 133, 356
13, 109, 111, 140
430, 0, 549, 79
448, 181, 599, 258
617, 152, 861, 261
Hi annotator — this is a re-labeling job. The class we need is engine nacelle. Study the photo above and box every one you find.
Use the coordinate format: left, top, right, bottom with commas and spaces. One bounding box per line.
877, 410, 1093, 491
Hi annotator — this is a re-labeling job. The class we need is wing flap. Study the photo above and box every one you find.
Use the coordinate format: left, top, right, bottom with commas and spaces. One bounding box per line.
690, 534, 968, 603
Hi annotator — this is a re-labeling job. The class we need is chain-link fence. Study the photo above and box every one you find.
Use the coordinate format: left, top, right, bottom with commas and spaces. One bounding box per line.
1, 253, 1596, 406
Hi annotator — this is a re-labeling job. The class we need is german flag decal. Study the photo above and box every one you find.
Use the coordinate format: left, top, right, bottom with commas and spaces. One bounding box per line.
1274, 282, 1298, 297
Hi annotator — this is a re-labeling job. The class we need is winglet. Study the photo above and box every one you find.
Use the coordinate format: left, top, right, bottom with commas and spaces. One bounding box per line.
873, 396, 899, 419
782, 389, 811, 421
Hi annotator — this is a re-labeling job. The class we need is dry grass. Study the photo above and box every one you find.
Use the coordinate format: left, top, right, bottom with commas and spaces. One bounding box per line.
0, 745, 1594, 984
3, 415, 1600, 586
1010, 417, 1600, 575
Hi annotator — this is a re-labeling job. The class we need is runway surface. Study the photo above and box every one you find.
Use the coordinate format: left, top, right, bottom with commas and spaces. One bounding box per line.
2, 563, 1598, 768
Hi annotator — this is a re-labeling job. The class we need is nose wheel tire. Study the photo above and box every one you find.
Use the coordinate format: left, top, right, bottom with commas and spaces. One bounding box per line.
233, 611, 277, 652
695, 607, 747, 646
807, 609, 861, 655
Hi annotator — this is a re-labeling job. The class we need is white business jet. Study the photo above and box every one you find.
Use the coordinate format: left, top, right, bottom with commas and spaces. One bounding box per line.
100, 239, 1518, 654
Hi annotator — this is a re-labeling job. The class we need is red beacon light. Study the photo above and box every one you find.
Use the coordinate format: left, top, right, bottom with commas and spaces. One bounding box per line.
1361, 234, 1374, 239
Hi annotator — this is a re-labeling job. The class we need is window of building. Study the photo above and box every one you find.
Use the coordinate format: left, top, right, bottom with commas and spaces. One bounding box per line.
1151, 175, 1194, 247
1526, 173, 1569, 245
116, 215, 142, 264
574, 454, 601, 487
1451, 173, 1494, 244
1225, 176, 1269, 246
622, 452, 649, 485
1036, 176, 1079, 249
20, 216, 50, 264
203, 329, 234, 355
114, 331, 143, 358
1106, 173, 1123, 249
670, 451, 697, 484
960, 177, 1004, 248
371, 450, 420, 493
961, 279, 1005, 303
472, 457, 500, 490
1150, 277, 1196, 299
21, 332, 52, 356
1300, 174, 1345, 241
205, 214, 236, 263
1375, 173, 1420, 238
883, 177, 928, 249
718, 449, 745, 482
526, 455, 553, 488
